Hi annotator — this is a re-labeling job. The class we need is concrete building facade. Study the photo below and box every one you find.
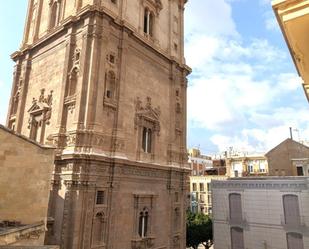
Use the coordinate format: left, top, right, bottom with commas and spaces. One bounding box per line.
6, 1, 190, 249
212, 177, 309, 249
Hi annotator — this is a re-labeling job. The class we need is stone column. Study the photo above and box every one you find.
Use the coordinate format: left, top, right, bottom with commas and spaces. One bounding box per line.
6, 62, 22, 127
84, 14, 103, 130
16, 55, 32, 134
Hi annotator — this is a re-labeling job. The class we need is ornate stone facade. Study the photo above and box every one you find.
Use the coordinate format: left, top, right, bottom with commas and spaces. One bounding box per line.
7, 1, 190, 249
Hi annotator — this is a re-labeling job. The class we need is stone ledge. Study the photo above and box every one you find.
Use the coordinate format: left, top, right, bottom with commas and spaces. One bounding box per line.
0, 247, 59, 249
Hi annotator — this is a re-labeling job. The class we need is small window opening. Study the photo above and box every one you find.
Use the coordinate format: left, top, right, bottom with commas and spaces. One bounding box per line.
109, 54, 115, 64
138, 208, 149, 238
142, 127, 152, 153
174, 43, 178, 51
96, 191, 105, 205
105, 71, 116, 100
144, 9, 154, 36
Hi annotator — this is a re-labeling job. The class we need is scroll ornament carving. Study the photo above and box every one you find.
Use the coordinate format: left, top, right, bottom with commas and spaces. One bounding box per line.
27, 88, 53, 128
18, 228, 44, 240
66, 133, 77, 146
134, 97, 161, 134
142, 0, 163, 14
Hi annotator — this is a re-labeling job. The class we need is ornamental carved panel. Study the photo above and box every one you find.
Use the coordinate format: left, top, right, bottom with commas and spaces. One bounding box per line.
134, 97, 160, 134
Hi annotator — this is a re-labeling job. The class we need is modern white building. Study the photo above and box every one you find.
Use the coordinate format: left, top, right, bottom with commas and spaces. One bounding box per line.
212, 177, 309, 249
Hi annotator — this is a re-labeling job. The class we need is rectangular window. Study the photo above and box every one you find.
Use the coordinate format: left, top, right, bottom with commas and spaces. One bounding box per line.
96, 191, 105, 205
207, 194, 211, 204
297, 166, 304, 176
259, 162, 266, 173
192, 183, 197, 192
199, 183, 204, 192
207, 183, 211, 192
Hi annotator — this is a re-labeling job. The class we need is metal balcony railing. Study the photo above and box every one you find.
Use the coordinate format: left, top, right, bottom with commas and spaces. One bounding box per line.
280, 214, 309, 232
226, 212, 248, 228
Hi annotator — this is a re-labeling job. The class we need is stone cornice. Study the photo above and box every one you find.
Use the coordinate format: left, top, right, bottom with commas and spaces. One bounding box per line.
57, 152, 191, 173
11, 5, 191, 75
212, 177, 309, 190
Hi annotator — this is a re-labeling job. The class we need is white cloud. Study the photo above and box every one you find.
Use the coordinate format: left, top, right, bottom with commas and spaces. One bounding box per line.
185, 0, 238, 37
259, 0, 272, 6
185, 0, 307, 153
263, 10, 280, 31
265, 16, 279, 31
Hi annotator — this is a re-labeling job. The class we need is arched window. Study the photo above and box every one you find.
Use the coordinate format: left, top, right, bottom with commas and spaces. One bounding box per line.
105, 71, 116, 99
138, 208, 149, 238
144, 8, 154, 36
229, 193, 242, 223
142, 127, 152, 153
49, 0, 61, 29
92, 212, 105, 245
231, 227, 244, 249
50, 2, 58, 28
283, 194, 300, 225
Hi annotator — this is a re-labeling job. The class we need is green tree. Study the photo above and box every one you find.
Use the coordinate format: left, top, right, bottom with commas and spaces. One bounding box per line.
186, 211, 213, 249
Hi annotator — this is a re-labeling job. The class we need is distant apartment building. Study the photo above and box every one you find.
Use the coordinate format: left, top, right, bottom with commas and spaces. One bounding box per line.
212, 177, 309, 249
266, 138, 309, 176
210, 158, 227, 176
188, 148, 213, 176
226, 153, 268, 177
189, 175, 227, 215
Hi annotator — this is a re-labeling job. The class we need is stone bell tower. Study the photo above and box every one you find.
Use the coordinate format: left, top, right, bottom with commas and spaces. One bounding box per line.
7, 0, 191, 248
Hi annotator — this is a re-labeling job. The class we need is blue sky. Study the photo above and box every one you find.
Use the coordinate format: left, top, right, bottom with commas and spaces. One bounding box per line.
185, 0, 308, 154
0, 0, 308, 154
0, 1, 28, 126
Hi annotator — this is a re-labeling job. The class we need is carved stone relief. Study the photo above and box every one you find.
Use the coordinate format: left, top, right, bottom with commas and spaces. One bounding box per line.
27, 89, 53, 142
134, 97, 160, 134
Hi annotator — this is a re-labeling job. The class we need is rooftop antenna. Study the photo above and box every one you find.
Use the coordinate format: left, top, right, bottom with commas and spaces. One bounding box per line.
293, 128, 300, 142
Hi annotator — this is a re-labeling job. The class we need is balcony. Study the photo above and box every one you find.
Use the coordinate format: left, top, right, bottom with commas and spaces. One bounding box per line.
280, 215, 309, 234
226, 212, 248, 229
131, 236, 155, 249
